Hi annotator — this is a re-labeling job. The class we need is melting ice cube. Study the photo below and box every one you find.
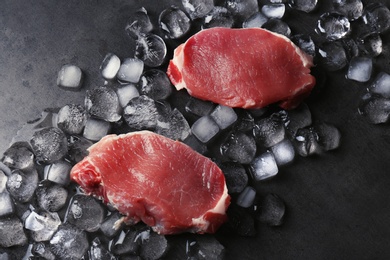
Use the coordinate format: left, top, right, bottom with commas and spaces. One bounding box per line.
270, 138, 295, 166
36, 184, 68, 212
316, 13, 350, 41
56, 64, 83, 90
210, 105, 237, 130
369, 72, 390, 98
57, 104, 87, 135
236, 186, 257, 208
100, 53, 121, 80
250, 152, 278, 181
242, 12, 268, 28
261, 4, 286, 19
346, 56, 372, 82
116, 58, 144, 83
332, 0, 363, 20
140, 69, 172, 100
191, 115, 220, 143
159, 7, 191, 39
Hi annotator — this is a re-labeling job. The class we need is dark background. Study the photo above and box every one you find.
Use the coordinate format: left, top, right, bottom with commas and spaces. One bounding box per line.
0, 0, 390, 259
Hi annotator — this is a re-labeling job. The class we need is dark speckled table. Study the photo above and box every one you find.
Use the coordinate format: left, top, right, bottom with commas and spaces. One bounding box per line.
1, 0, 390, 259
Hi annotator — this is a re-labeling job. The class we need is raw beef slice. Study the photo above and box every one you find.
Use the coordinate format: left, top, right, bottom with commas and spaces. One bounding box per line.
167, 27, 316, 109
70, 131, 230, 235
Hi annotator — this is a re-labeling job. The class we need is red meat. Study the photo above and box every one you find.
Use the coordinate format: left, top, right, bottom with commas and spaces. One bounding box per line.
167, 27, 316, 109
70, 131, 230, 235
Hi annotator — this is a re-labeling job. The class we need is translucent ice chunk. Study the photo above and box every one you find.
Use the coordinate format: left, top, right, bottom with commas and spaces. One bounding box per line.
362, 3, 390, 34
332, 0, 363, 20
242, 12, 268, 28
156, 108, 191, 141
369, 72, 390, 98
125, 7, 153, 39
318, 41, 347, 71
182, 0, 215, 20
44, 160, 72, 186
261, 4, 285, 19
6, 169, 38, 203
0, 216, 27, 247
210, 105, 237, 130
219, 162, 248, 194
85, 86, 121, 122
140, 69, 172, 100
36, 184, 68, 212
56, 64, 83, 90
123, 95, 159, 130
0, 192, 14, 217
288, 0, 318, 13
236, 186, 257, 208
346, 56, 372, 82
225, 0, 259, 20
159, 7, 191, 39
262, 18, 291, 37
191, 115, 220, 143
202, 6, 234, 29
316, 13, 350, 40
136, 33, 167, 67
220, 132, 256, 164
57, 104, 87, 135
116, 83, 140, 107
2, 142, 35, 170
360, 97, 390, 124
256, 193, 285, 226
30, 127, 68, 164
83, 118, 111, 141
25, 211, 61, 242
250, 152, 278, 181
100, 53, 121, 80
116, 58, 144, 83
270, 138, 295, 166
253, 116, 285, 148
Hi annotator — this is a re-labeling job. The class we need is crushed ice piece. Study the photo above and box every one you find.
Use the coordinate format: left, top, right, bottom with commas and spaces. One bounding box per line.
210, 105, 237, 130
30, 127, 68, 164
315, 123, 341, 151
291, 34, 316, 57
125, 7, 153, 39
100, 212, 125, 238
83, 118, 111, 141
56, 64, 83, 90
156, 108, 191, 141
236, 186, 257, 208
261, 4, 285, 19
358, 34, 382, 57
44, 160, 72, 186
116, 58, 144, 83
6, 169, 38, 203
250, 151, 278, 181
100, 53, 121, 80
316, 13, 350, 40
332, 0, 363, 20
123, 95, 159, 130
262, 18, 291, 37
220, 132, 256, 164
226, 204, 256, 236
0, 216, 27, 247
0, 192, 14, 217
202, 6, 234, 29
362, 3, 390, 34
242, 11, 268, 28
288, 0, 318, 13
139, 230, 169, 260
294, 127, 321, 156
140, 69, 172, 100
57, 104, 87, 135
136, 33, 167, 67
36, 184, 68, 212
159, 7, 191, 39
116, 83, 140, 107
256, 193, 286, 226
270, 138, 295, 166
253, 116, 285, 148
225, 0, 259, 21
360, 97, 390, 124
318, 41, 347, 71
182, 0, 215, 20
346, 56, 372, 82
191, 115, 220, 143
220, 162, 248, 194
369, 72, 390, 98
2, 142, 35, 170
25, 211, 61, 242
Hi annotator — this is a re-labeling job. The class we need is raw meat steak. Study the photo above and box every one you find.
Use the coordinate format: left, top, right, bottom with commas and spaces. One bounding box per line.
167, 27, 316, 109
70, 131, 230, 235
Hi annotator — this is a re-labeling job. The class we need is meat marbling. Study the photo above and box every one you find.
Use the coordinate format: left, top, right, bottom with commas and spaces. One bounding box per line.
70, 131, 230, 235
167, 27, 316, 109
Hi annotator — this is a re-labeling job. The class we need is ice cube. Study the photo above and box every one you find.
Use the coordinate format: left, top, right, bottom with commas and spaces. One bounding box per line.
256, 193, 286, 226
261, 4, 285, 19
36, 184, 68, 212
262, 18, 291, 37
318, 41, 347, 71
369, 72, 390, 98
67, 135, 93, 163
236, 186, 257, 208
346, 56, 372, 82
286, 103, 312, 137
288, 0, 318, 13
31, 242, 56, 260
202, 6, 234, 29
30, 127, 68, 164
116, 58, 144, 83
83, 118, 111, 141
341, 37, 359, 60
226, 204, 256, 236
159, 7, 191, 39
185, 97, 215, 117
186, 235, 225, 259
219, 162, 248, 194
156, 108, 191, 141
332, 0, 363, 20
44, 160, 71, 186
49, 223, 89, 259
360, 97, 390, 124
111, 229, 140, 255
315, 123, 341, 151
116, 84, 140, 107
140, 69, 172, 100
225, 0, 259, 21
0, 170, 7, 192
100, 53, 121, 80
250, 152, 278, 181
182, 0, 215, 20
233, 110, 255, 133
66, 194, 106, 232
136, 33, 167, 67
182, 134, 208, 154
242, 11, 268, 28
191, 115, 220, 143
358, 34, 382, 57
6, 169, 38, 203
0, 192, 14, 217
123, 95, 159, 130
90, 238, 115, 260
316, 13, 350, 40
362, 3, 390, 34
253, 116, 285, 148
125, 7, 153, 39
57, 104, 87, 135
100, 212, 125, 239
291, 34, 316, 57
2, 142, 35, 170
56, 64, 83, 90
294, 127, 321, 156
0, 216, 27, 247
270, 138, 295, 166
85, 86, 121, 122
210, 105, 237, 130
220, 132, 256, 164
25, 210, 61, 242
139, 230, 169, 260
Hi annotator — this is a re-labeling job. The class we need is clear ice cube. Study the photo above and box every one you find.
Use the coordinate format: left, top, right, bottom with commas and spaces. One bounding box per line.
236, 186, 257, 208
156, 108, 191, 141
369, 72, 390, 98
159, 7, 191, 39
6, 169, 38, 203
250, 151, 278, 181
262, 18, 291, 37
123, 95, 159, 130
256, 193, 286, 226
242, 12, 268, 28
0, 216, 27, 247
202, 6, 234, 29
116, 83, 140, 107
140, 69, 172, 100
191, 115, 220, 143
210, 105, 237, 130
0, 192, 14, 217
270, 138, 295, 166
316, 13, 350, 40
57, 104, 87, 135
116, 58, 144, 83
253, 116, 285, 148
288, 0, 318, 13
220, 132, 256, 164
225, 0, 259, 21
83, 118, 111, 141
56, 64, 83, 90
30, 127, 68, 164
360, 97, 390, 124
136, 33, 167, 68
25, 211, 61, 242
182, 0, 215, 20
318, 41, 347, 71
36, 184, 68, 212
362, 3, 390, 34
346, 56, 372, 82
125, 7, 153, 39
100, 53, 121, 80
2, 142, 35, 170
219, 162, 248, 194
44, 160, 72, 186
332, 0, 363, 20
261, 4, 285, 19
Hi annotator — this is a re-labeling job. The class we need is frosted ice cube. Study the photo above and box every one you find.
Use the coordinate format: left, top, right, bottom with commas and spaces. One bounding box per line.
156, 108, 191, 141
346, 56, 372, 82
253, 116, 285, 148
220, 132, 256, 164
83, 118, 111, 141
316, 13, 350, 40
44, 160, 72, 186
242, 12, 268, 28
25, 211, 61, 242
250, 152, 278, 181
159, 7, 191, 39
85, 86, 121, 122
0, 192, 14, 217
36, 184, 68, 212
262, 18, 291, 37
136, 33, 167, 67
116, 58, 144, 83
57, 64, 83, 90
140, 69, 172, 100
369, 72, 390, 98
261, 4, 285, 19
210, 105, 237, 130
225, 0, 259, 20
191, 115, 220, 143
270, 139, 295, 166
123, 95, 158, 130
358, 34, 382, 57
57, 104, 87, 135
360, 97, 390, 124
236, 186, 257, 208
315, 123, 341, 151
256, 193, 285, 226
2, 142, 35, 170
0, 216, 27, 247
182, 0, 215, 20
288, 0, 318, 13
30, 127, 68, 164
202, 6, 234, 29
362, 3, 390, 34
220, 162, 248, 194
100, 53, 121, 80
68, 136, 93, 163
116, 84, 140, 107
125, 7, 153, 39
318, 41, 347, 71
332, 0, 363, 20
6, 169, 38, 203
